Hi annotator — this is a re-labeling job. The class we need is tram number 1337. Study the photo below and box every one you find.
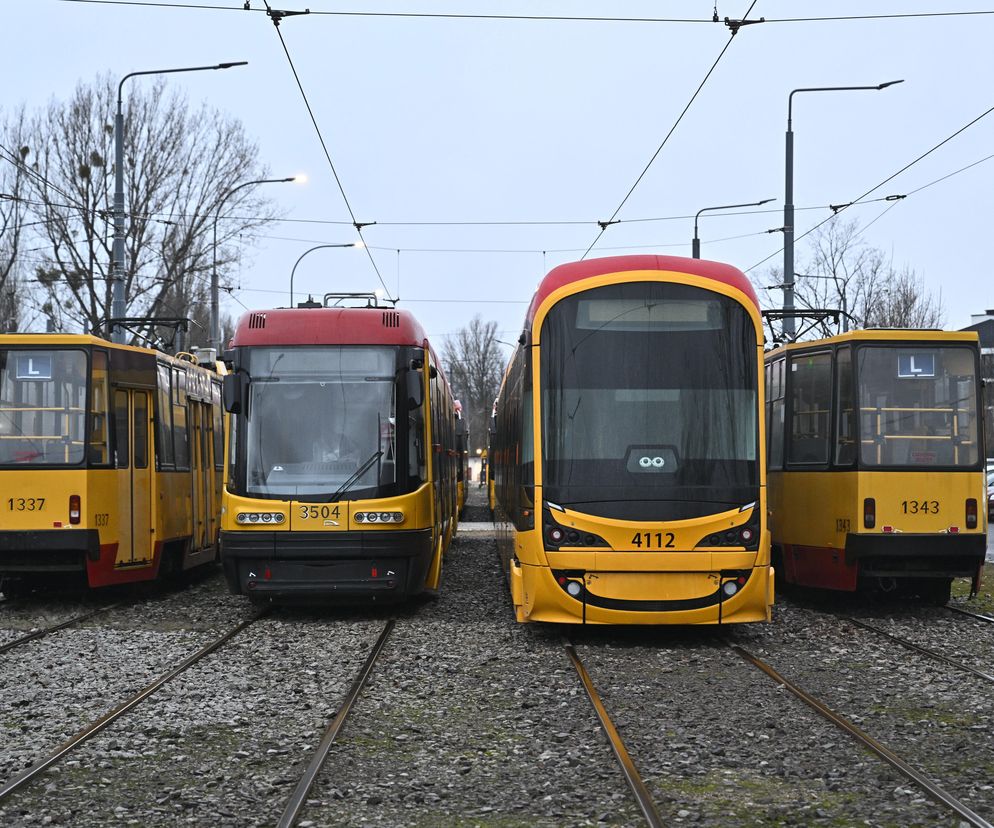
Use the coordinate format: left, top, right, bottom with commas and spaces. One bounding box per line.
299, 505, 341, 520
631, 531, 676, 549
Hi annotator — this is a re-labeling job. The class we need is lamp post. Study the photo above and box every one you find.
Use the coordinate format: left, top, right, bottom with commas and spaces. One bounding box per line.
692, 198, 774, 259
782, 80, 903, 340
288, 242, 364, 308
211, 176, 297, 352
111, 61, 247, 344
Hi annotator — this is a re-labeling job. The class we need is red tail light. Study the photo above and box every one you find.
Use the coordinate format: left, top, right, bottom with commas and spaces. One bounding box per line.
863, 498, 876, 529
69, 495, 81, 525
966, 499, 978, 530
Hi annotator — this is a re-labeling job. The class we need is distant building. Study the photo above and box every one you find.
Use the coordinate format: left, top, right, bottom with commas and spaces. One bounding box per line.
962, 310, 994, 460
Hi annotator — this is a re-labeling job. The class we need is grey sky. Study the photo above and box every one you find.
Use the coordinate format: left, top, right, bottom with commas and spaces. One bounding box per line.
4, 1, 992, 352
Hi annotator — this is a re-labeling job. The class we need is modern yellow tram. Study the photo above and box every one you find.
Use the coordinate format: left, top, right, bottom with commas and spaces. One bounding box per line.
766, 329, 987, 603
0, 334, 225, 593
219, 295, 459, 603
492, 255, 773, 625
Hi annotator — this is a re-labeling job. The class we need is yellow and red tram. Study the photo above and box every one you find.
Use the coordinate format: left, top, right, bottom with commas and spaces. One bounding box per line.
492, 255, 773, 624
220, 295, 458, 603
0, 334, 224, 593
766, 329, 987, 602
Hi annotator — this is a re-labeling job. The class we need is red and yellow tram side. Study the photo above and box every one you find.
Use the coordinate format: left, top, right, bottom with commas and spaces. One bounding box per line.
0, 334, 224, 593
766, 329, 987, 602
493, 255, 773, 625
219, 296, 458, 603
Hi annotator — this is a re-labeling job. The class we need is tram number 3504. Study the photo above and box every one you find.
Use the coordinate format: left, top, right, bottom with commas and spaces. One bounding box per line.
631, 532, 676, 549
299, 505, 341, 520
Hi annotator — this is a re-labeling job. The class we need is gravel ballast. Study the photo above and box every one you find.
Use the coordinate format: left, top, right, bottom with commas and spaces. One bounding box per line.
1, 490, 992, 826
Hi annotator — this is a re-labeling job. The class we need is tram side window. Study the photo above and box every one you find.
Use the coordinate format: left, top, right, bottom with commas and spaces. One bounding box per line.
767, 358, 785, 469
89, 351, 110, 466
113, 389, 129, 468
788, 352, 833, 465
408, 372, 426, 485
212, 382, 223, 471
172, 367, 190, 470
155, 363, 175, 468
134, 392, 148, 469
835, 347, 856, 466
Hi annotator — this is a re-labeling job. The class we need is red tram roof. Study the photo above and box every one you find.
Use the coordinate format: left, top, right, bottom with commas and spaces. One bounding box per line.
229, 307, 429, 348
525, 255, 758, 326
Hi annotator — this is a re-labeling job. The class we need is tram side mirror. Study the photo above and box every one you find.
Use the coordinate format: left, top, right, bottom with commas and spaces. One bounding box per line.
222, 372, 246, 414
406, 370, 423, 410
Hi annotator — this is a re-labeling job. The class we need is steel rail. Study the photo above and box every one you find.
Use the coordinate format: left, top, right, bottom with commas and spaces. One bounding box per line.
0, 604, 120, 655
731, 642, 994, 828
277, 619, 396, 828
0, 609, 266, 802
947, 606, 994, 624
846, 617, 994, 683
564, 642, 664, 828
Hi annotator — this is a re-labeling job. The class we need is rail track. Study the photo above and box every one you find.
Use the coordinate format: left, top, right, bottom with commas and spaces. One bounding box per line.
277, 619, 396, 828
0, 609, 266, 803
564, 640, 663, 828
730, 639, 993, 828
844, 616, 994, 683
0, 604, 120, 655
947, 605, 994, 624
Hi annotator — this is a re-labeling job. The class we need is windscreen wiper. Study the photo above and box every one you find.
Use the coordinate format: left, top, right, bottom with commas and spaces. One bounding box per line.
329, 450, 383, 502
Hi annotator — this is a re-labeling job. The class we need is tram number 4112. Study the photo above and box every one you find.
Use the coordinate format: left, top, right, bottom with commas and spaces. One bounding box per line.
631, 531, 675, 549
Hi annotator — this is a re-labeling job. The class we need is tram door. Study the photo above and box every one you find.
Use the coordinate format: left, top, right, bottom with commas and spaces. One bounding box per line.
113, 389, 152, 565
191, 402, 208, 551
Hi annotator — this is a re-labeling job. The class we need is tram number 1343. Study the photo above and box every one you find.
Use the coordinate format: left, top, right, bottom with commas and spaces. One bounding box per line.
902, 500, 940, 515
631, 531, 676, 549
299, 505, 342, 520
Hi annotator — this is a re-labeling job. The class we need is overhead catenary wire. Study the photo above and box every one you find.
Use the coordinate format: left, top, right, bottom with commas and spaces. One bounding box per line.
258, 0, 392, 300
747, 101, 994, 273
56, 1, 994, 26
580, 0, 759, 259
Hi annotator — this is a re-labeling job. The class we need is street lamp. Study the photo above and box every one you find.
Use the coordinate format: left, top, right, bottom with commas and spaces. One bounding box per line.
692, 198, 774, 259
111, 61, 247, 344
782, 80, 903, 339
211, 176, 297, 352
288, 242, 364, 307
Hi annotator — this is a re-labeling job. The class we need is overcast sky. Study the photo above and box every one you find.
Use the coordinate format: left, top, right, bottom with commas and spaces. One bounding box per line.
4, 1, 992, 353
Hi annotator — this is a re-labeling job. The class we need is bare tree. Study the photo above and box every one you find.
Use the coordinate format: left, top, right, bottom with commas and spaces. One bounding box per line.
441, 315, 506, 453
0, 107, 31, 331
21, 75, 278, 342
759, 218, 944, 340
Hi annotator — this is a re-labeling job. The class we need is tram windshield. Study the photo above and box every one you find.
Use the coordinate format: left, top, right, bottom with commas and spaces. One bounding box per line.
0, 349, 88, 466
242, 346, 399, 498
541, 282, 759, 520
857, 345, 980, 468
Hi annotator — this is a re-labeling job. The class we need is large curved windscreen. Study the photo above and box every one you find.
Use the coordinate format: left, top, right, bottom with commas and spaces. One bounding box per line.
0, 349, 88, 466
541, 282, 758, 520
244, 347, 398, 498
858, 345, 980, 468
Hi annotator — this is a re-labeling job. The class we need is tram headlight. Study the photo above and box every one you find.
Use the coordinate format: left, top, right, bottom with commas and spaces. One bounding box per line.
722, 581, 739, 597
236, 512, 286, 525
353, 511, 405, 524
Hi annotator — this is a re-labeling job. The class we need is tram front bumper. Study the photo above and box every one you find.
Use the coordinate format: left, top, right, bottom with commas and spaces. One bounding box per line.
0, 530, 99, 576
220, 529, 434, 601
844, 532, 986, 578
